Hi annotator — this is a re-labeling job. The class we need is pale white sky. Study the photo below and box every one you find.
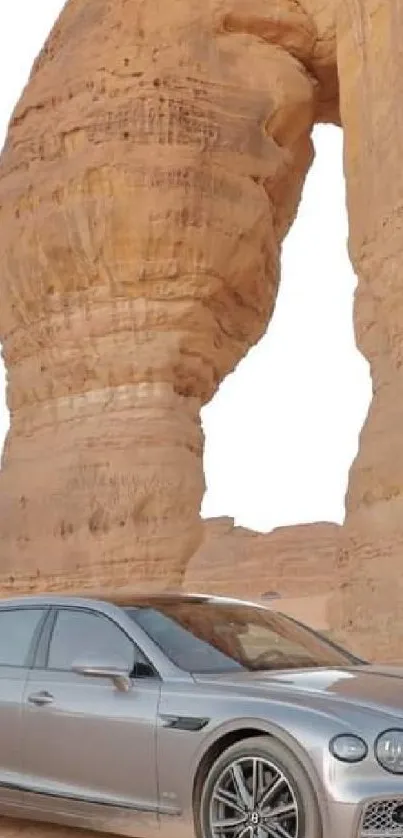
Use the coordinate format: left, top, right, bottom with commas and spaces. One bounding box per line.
0, 1, 372, 533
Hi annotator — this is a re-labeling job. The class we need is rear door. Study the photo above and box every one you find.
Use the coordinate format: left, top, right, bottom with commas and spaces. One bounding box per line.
0, 606, 48, 806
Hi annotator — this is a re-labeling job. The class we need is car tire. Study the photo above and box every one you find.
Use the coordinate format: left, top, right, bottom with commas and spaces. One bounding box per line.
197, 735, 322, 838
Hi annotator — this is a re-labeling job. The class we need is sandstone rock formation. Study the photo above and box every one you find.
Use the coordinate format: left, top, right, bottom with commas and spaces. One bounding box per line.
0, 0, 402, 664
186, 518, 340, 599
0, 0, 321, 591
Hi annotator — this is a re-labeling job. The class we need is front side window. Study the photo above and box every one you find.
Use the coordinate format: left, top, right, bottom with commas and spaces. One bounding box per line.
47, 609, 140, 674
0, 608, 45, 667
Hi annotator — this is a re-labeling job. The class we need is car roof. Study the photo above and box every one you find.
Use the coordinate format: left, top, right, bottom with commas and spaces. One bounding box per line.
0, 590, 267, 610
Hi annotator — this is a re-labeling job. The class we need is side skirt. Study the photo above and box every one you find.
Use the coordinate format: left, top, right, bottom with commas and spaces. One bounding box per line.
0, 785, 172, 838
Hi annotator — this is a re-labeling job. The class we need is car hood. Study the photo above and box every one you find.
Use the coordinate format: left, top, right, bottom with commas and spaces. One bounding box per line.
194, 665, 403, 717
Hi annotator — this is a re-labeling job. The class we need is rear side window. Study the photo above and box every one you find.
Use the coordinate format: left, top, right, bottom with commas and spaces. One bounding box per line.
0, 609, 45, 667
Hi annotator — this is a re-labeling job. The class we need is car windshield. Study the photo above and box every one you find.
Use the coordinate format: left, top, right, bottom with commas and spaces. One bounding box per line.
125, 599, 363, 674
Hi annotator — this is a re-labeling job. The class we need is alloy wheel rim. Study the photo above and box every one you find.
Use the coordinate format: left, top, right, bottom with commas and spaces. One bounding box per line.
209, 755, 299, 838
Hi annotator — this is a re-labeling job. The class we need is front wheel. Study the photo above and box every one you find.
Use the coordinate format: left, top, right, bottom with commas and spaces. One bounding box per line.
197, 736, 322, 838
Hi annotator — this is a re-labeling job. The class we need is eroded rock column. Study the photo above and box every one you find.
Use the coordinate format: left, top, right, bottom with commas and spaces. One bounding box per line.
329, 0, 403, 659
0, 0, 316, 592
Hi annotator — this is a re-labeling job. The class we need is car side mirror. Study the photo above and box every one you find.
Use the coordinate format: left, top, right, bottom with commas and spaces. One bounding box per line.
71, 656, 132, 692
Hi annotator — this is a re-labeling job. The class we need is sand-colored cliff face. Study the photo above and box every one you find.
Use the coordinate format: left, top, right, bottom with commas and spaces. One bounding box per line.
328, 0, 403, 660
186, 518, 340, 598
0, 0, 402, 662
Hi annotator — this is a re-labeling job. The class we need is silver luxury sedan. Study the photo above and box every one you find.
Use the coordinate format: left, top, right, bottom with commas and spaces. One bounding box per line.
1, 592, 403, 838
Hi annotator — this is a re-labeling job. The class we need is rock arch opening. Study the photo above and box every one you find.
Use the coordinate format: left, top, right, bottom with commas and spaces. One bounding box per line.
201, 124, 372, 533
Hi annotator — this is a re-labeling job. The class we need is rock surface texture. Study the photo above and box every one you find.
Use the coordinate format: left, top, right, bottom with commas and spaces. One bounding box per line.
0, 0, 402, 664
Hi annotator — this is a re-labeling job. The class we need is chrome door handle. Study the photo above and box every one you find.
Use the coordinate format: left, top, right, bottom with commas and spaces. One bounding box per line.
27, 691, 54, 707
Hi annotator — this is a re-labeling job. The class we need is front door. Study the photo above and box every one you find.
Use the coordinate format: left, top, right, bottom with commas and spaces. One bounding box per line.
20, 607, 160, 833
0, 606, 47, 808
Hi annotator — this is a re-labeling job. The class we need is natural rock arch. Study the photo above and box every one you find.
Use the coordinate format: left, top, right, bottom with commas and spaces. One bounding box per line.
0, 0, 400, 659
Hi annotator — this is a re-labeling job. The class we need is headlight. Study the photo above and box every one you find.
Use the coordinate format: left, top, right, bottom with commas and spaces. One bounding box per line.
330, 734, 368, 763
376, 730, 403, 774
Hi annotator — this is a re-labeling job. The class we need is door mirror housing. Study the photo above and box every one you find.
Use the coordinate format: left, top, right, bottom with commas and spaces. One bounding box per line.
71, 656, 132, 692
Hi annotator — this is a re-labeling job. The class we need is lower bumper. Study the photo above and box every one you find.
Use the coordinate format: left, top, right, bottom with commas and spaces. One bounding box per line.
326, 794, 403, 838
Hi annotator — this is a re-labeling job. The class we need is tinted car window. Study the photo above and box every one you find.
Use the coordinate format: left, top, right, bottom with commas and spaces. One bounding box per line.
0, 608, 45, 667
48, 609, 139, 673
126, 600, 361, 674
128, 608, 239, 673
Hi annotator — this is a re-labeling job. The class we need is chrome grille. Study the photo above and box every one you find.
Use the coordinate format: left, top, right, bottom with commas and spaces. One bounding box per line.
361, 799, 403, 836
